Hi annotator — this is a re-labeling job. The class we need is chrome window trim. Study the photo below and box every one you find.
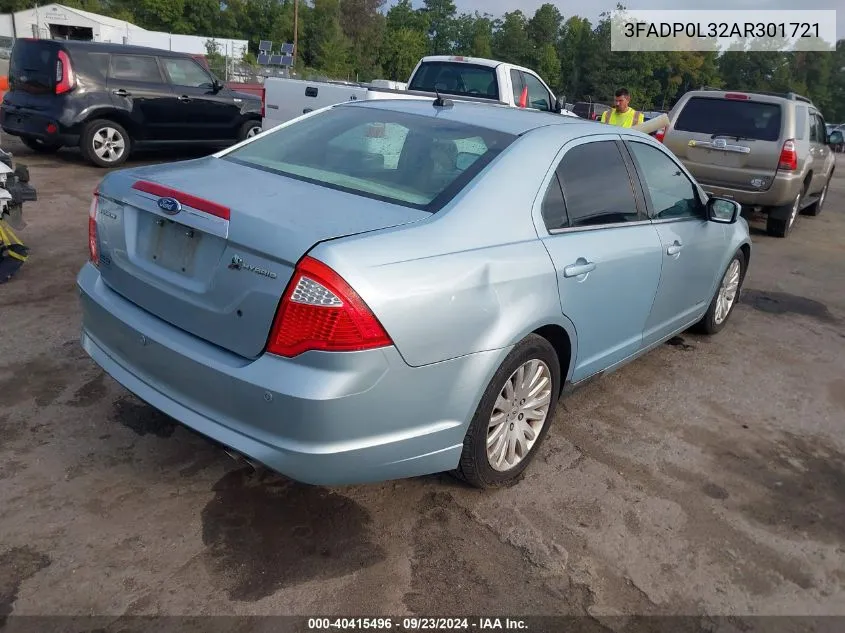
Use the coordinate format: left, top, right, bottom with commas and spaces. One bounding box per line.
547, 219, 653, 235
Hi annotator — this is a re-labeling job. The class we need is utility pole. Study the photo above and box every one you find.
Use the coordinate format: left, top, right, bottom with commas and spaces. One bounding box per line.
293, 0, 298, 68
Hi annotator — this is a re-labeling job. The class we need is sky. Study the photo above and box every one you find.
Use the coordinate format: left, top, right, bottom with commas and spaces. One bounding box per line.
403, 0, 844, 45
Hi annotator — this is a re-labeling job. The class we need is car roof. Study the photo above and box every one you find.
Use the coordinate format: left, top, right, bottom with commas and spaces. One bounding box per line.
44, 39, 195, 58
337, 98, 596, 136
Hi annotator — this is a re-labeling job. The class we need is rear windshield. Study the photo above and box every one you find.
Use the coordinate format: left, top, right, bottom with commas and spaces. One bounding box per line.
223, 105, 515, 212
675, 97, 783, 141
9, 40, 58, 93
408, 62, 499, 101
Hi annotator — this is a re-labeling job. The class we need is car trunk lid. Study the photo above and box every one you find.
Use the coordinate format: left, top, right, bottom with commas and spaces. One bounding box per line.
665, 95, 784, 191
94, 156, 430, 359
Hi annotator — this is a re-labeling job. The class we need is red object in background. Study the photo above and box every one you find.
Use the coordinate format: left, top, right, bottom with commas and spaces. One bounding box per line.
519, 86, 528, 108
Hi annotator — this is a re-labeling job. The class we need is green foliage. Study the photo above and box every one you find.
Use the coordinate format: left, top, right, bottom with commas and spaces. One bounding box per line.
12, 0, 842, 120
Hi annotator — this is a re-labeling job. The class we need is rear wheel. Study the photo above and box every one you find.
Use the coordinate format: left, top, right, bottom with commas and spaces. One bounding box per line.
20, 135, 62, 153
766, 191, 801, 238
81, 119, 130, 168
802, 177, 830, 217
454, 334, 561, 489
238, 120, 262, 141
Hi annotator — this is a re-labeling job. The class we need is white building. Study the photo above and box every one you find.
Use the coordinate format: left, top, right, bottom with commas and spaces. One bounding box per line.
0, 3, 248, 58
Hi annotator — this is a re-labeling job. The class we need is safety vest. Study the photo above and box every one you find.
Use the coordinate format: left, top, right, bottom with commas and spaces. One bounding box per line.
601, 108, 644, 127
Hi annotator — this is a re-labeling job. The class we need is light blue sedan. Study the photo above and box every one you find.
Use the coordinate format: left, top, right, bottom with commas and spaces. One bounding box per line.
77, 98, 752, 488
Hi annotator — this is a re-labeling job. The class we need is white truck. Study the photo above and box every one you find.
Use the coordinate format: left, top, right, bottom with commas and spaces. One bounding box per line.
261, 55, 579, 130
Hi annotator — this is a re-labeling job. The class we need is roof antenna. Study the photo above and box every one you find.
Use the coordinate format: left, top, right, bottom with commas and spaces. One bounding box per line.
433, 89, 453, 108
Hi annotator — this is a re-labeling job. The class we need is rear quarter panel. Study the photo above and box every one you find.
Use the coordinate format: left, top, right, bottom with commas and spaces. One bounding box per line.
310, 127, 581, 375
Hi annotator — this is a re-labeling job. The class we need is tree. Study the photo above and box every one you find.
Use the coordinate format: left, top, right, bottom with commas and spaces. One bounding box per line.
422, 0, 457, 55
380, 27, 427, 81
493, 11, 530, 67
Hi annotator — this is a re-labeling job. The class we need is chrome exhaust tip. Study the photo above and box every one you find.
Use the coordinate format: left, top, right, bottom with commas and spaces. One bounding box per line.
222, 447, 260, 472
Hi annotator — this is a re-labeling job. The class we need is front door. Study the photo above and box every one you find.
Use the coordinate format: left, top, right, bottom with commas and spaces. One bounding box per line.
159, 56, 242, 141
622, 137, 729, 346
537, 135, 664, 383
108, 53, 176, 140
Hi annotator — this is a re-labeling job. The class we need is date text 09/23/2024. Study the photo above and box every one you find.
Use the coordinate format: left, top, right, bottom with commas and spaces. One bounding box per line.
307, 618, 528, 630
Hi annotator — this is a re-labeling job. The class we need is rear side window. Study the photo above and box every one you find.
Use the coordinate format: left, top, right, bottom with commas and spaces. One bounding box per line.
9, 40, 57, 93
224, 106, 515, 212
408, 62, 499, 100
675, 97, 782, 141
110, 55, 162, 83
541, 173, 568, 231
794, 105, 808, 140
557, 141, 640, 228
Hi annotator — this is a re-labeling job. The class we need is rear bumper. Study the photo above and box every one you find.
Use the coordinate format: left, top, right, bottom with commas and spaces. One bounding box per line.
0, 105, 79, 146
76, 263, 500, 485
698, 171, 804, 209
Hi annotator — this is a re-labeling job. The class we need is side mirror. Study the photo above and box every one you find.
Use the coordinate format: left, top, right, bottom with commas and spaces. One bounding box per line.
707, 196, 741, 224
455, 152, 479, 171
554, 95, 565, 114
828, 130, 843, 146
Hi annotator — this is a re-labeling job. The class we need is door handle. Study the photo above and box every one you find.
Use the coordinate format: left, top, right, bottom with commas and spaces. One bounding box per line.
667, 240, 683, 256
178, 95, 192, 102
563, 259, 596, 278
111, 89, 130, 97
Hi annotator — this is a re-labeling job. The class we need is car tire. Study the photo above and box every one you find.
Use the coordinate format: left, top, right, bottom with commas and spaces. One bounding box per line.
766, 191, 801, 238
693, 249, 747, 336
20, 135, 62, 153
238, 120, 262, 141
453, 334, 561, 489
802, 176, 830, 217
81, 119, 131, 168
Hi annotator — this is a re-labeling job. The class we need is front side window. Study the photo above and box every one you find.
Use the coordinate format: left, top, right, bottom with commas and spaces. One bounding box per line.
627, 141, 703, 220
224, 106, 515, 212
522, 73, 551, 112
110, 55, 162, 82
162, 57, 214, 88
556, 141, 640, 227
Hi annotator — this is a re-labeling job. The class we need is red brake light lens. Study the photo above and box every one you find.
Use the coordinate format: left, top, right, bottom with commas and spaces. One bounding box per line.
131, 180, 230, 220
55, 50, 75, 95
266, 256, 392, 357
778, 139, 797, 170
88, 192, 99, 266
724, 93, 749, 100
655, 127, 666, 143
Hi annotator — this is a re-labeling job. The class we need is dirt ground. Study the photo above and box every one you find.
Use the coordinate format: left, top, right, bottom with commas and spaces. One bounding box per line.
1, 136, 844, 624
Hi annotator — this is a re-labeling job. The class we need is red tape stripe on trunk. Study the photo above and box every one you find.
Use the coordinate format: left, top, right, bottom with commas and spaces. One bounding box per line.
132, 180, 230, 221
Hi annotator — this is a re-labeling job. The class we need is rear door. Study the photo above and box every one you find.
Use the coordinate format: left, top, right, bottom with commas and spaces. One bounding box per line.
159, 56, 241, 141
108, 53, 177, 140
4, 39, 60, 117
536, 135, 663, 382
664, 95, 784, 192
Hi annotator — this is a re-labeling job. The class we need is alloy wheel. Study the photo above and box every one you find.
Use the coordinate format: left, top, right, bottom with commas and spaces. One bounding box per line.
92, 127, 126, 163
715, 258, 741, 325
246, 125, 262, 138
487, 359, 553, 472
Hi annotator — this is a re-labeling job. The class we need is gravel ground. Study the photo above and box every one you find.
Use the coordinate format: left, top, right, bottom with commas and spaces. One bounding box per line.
1, 137, 843, 625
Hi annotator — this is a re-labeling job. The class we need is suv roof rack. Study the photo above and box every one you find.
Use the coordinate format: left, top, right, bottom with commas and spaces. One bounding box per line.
697, 86, 812, 103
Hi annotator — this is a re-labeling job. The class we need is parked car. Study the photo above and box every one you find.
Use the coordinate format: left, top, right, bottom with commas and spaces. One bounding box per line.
77, 98, 751, 488
826, 123, 844, 153
660, 89, 840, 238
1, 39, 263, 167
572, 101, 611, 121
261, 55, 579, 130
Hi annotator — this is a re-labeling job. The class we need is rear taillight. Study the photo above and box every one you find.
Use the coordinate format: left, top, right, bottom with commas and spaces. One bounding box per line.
266, 256, 392, 357
655, 127, 666, 143
778, 139, 797, 170
55, 50, 75, 95
88, 192, 99, 266
260, 87, 265, 118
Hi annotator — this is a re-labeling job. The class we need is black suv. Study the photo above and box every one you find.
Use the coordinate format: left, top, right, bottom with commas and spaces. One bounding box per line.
1, 39, 263, 167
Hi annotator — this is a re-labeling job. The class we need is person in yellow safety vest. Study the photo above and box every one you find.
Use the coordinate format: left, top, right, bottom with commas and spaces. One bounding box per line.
601, 88, 645, 127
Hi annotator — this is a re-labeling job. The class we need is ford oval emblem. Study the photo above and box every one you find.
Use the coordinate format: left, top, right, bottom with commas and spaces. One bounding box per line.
157, 197, 181, 215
